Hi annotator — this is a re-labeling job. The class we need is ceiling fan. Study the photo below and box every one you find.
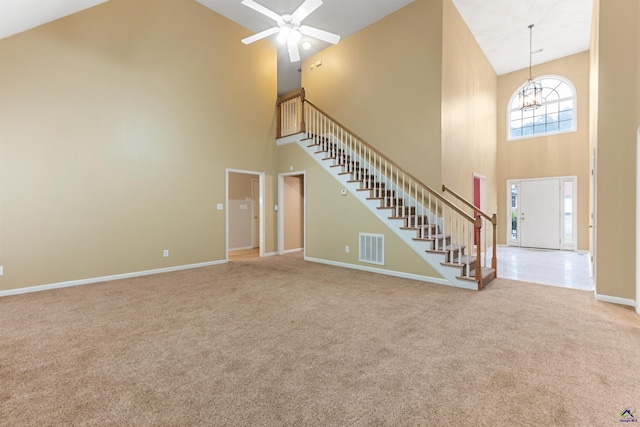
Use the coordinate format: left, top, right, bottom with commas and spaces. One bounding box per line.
240, 0, 341, 62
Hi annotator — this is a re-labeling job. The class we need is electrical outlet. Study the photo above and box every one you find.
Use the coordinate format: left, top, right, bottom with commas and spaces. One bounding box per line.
0, 266, 3, 276
345, 246, 350, 253
163, 250, 169, 257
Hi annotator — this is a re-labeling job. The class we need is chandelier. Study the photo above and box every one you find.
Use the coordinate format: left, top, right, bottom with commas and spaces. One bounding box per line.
519, 24, 542, 111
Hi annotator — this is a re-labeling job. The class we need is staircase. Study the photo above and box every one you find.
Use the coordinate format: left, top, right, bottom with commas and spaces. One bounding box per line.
277, 89, 497, 290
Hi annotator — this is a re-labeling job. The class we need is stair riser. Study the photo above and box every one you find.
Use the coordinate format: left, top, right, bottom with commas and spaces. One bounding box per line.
298, 134, 485, 290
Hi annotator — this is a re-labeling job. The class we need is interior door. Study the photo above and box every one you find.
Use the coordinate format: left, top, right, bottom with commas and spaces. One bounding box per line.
520, 179, 561, 249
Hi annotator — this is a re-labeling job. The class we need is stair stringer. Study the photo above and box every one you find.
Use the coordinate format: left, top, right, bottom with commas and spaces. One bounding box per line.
290, 134, 479, 290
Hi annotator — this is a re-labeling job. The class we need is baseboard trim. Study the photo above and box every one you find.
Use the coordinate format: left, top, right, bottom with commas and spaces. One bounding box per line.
229, 246, 254, 251
304, 256, 450, 286
0, 260, 227, 298
282, 248, 303, 254
263, 252, 278, 257
594, 293, 637, 309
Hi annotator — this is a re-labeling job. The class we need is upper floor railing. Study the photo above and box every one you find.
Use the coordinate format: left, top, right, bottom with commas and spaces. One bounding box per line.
277, 88, 306, 138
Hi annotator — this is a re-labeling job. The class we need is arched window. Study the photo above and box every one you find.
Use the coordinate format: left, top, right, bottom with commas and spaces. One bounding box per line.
507, 75, 577, 140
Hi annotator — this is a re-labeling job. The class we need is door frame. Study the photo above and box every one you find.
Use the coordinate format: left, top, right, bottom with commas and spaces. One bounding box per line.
278, 171, 306, 256
636, 128, 640, 314
507, 176, 578, 251
226, 168, 265, 261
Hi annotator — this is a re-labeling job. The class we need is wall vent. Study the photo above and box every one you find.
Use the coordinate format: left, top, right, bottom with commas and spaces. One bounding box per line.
359, 233, 384, 265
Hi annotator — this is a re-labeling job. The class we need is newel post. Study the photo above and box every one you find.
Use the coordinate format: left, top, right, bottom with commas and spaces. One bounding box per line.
276, 98, 283, 139
491, 213, 498, 276
475, 215, 483, 290
299, 87, 306, 135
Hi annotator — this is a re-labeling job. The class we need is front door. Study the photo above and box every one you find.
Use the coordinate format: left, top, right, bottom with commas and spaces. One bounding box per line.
520, 179, 561, 249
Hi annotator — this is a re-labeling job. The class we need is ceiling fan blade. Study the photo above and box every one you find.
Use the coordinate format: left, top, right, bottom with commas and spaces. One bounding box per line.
292, 0, 323, 22
241, 27, 279, 44
241, 0, 282, 22
287, 39, 301, 62
299, 25, 340, 44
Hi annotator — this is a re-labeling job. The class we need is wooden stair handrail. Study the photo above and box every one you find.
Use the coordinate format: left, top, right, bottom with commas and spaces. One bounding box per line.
303, 99, 474, 223
441, 184, 495, 223
276, 87, 305, 106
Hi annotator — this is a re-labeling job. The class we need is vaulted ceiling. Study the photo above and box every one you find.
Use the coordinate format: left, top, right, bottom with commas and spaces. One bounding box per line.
0, 0, 592, 93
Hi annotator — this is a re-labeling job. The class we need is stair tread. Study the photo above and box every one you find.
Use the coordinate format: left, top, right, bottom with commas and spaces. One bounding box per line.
301, 132, 494, 291
426, 244, 465, 255
412, 234, 450, 241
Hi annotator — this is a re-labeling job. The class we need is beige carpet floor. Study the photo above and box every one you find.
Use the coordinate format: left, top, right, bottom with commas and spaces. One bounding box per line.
1, 253, 638, 426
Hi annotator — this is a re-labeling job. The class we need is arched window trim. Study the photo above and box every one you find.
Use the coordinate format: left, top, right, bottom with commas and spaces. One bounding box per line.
507, 74, 578, 141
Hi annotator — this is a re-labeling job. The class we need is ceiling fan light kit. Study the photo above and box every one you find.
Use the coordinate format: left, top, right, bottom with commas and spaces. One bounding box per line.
240, 0, 341, 62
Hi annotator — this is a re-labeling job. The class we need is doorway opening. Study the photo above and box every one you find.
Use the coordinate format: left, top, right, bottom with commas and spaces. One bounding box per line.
227, 169, 264, 261
278, 172, 305, 255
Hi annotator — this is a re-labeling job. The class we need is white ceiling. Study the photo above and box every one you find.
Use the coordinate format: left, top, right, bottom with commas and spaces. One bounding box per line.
451, 0, 592, 76
0, 0, 592, 92
0, 0, 109, 39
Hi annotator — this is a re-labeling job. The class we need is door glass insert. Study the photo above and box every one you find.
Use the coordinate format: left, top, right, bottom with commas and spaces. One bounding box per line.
563, 180, 573, 246
510, 183, 519, 241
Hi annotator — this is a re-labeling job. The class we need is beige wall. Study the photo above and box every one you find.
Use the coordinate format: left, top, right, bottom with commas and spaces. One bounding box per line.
496, 52, 591, 250
0, 0, 278, 291
441, 0, 498, 213
277, 142, 441, 279
229, 172, 258, 200
301, 0, 444, 189
592, 0, 639, 300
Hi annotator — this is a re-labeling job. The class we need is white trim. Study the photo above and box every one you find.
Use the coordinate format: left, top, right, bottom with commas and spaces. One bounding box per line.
226, 169, 266, 261
276, 132, 306, 146
636, 127, 640, 314
228, 245, 254, 251
0, 260, 226, 298
282, 248, 303, 254
263, 251, 278, 257
594, 293, 637, 309
305, 256, 453, 287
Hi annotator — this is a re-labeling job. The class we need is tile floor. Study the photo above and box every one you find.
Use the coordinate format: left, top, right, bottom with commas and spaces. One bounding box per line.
230, 245, 594, 291
490, 245, 593, 291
